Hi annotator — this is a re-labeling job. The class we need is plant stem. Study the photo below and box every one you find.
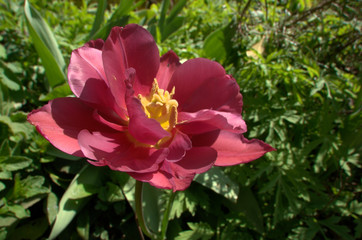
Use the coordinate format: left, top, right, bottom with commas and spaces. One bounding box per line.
135, 181, 156, 240
159, 191, 177, 240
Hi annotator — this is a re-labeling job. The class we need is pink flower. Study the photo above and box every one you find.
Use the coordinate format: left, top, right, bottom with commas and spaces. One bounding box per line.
28, 24, 275, 191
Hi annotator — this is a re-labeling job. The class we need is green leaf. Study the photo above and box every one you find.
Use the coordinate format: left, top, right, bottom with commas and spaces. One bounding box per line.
0, 156, 32, 171
98, 182, 125, 203
48, 165, 105, 240
46, 192, 58, 225
0, 44, 5, 59
194, 167, 239, 202
158, 0, 170, 35
24, 0, 66, 89
142, 183, 165, 233
0, 216, 17, 228
10, 175, 49, 200
45, 145, 81, 161
162, 16, 185, 42
175, 222, 214, 240
237, 187, 264, 233
9, 217, 48, 240
320, 216, 354, 240
90, 0, 143, 40
76, 210, 90, 240
0, 171, 12, 180
0, 61, 21, 91
0, 139, 11, 157
0, 115, 33, 139
203, 23, 236, 62
0, 181, 5, 192
7, 204, 30, 219
87, 0, 107, 41
166, 0, 186, 24
39, 82, 73, 101
203, 28, 226, 61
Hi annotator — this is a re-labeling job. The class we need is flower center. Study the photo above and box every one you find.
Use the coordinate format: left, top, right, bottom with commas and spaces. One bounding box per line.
138, 79, 178, 132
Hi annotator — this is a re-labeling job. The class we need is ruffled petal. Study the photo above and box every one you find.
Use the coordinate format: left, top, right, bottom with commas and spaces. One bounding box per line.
178, 110, 247, 135
68, 46, 127, 120
78, 130, 168, 173
102, 24, 159, 103
168, 58, 243, 113
27, 98, 112, 157
156, 50, 181, 89
68, 46, 106, 97
84, 39, 104, 49
192, 130, 276, 166
126, 96, 170, 145
130, 147, 217, 191
166, 130, 192, 162
173, 147, 217, 174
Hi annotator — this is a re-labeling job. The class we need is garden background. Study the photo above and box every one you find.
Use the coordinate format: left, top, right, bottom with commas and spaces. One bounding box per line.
0, 0, 361, 239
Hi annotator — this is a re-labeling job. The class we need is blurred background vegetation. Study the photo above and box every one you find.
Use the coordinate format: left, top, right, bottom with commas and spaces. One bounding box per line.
0, 0, 361, 239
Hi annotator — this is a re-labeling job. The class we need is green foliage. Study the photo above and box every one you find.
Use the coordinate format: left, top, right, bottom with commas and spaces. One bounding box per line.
24, 0, 67, 89
0, 0, 360, 239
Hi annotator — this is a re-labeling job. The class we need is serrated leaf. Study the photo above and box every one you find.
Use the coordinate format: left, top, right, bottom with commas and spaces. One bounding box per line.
175, 222, 214, 240
195, 167, 239, 202
12, 175, 49, 200
320, 216, 354, 240
237, 187, 264, 233
8, 204, 30, 219
0, 115, 33, 138
0, 156, 32, 171
98, 182, 125, 203
24, 0, 66, 89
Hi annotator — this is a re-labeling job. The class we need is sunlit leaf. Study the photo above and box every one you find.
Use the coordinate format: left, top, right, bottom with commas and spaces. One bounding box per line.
24, 0, 66, 89
194, 167, 239, 203
175, 222, 214, 240
39, 83, 73, 101
48, 165, 105, 239
87, 0, 107, 41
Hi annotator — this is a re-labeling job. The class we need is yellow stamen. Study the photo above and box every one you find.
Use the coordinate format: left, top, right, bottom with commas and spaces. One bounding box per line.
138, 79, 178, 132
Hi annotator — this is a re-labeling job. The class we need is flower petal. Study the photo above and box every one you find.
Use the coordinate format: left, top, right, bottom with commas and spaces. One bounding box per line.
168, 58, 243, 113
68, 46, 106, 97
173, 147, 217, 174
130, 147, 217, 191
166, 130, 192, 162
78, 130, 168, 173
102, 24, 159, 103
192, 130, 276, 166
84, 39, 104, 49
27, 98, 112, 157
178, 110, 247, 134
156, 50, 181, 90
126, 96, 170, 145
